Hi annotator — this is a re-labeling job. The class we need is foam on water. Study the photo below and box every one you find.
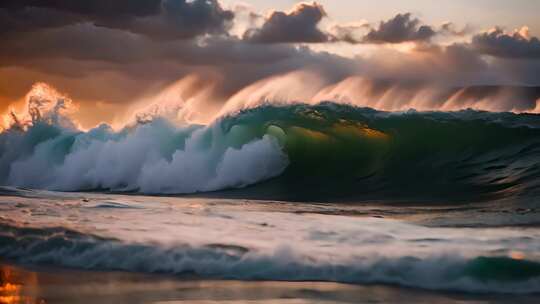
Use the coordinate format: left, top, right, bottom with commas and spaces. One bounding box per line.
1, 96, 539, 294
0, 190, 539, 294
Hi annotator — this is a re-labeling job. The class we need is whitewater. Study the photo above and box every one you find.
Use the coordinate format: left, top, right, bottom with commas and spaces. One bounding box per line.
1, 187, 540, 295
2, 101, 539, 201
1, 85, 540, 299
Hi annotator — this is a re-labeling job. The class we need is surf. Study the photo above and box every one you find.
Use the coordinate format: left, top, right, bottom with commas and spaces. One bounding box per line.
1, 218, 540, 294
1, 101, 539, 202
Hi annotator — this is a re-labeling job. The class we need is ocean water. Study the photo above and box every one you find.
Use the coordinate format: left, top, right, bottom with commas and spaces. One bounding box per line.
3, 103, 540, 201
1, 187, 540, 296
1, 102, 540, 301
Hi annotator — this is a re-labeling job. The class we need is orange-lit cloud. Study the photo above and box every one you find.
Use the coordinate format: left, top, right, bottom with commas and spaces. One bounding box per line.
1, 0, 540, 130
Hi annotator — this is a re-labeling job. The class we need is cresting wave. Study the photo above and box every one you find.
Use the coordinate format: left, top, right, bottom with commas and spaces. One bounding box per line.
1, 90, 540, 200
1, 222, 540, 294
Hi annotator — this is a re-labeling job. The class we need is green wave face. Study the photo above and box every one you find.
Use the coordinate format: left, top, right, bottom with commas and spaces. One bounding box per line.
463, 257, 540, 282
1, 102, 539, 202
219, 103, 540, 202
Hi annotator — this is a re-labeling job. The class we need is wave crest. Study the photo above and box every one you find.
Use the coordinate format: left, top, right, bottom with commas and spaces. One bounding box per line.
0, 101, 539, 200
1, 223, 539, 294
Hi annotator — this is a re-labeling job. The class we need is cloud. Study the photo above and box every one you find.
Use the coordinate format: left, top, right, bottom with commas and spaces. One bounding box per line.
363, 13, 436, 44
440, 22, 472, 37
328, 21, 370, 44
241, 6, 444, 45
0, 19, 355, 111
242, 7, 461, 46
1, 1, 540, 122
244, 2, 329, 43
0, 0, 234, 40
1, 0, 162, 17
471, 27, 540, 59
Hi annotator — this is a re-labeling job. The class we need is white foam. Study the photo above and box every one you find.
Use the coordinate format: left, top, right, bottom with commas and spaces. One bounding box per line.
1, 219, 539, 294
7, 120, 288, 193
1, 192, 540, 294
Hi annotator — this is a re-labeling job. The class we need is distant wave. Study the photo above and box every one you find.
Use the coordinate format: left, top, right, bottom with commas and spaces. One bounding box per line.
1, 223, 539, 294
1, 102, 539, 201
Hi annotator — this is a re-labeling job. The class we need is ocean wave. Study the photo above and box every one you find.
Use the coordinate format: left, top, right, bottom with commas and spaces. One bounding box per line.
1, 102, 539, 201
0, 223, 539, 294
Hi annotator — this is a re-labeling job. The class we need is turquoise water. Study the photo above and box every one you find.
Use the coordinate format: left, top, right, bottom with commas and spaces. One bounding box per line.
2, 103, 539, 203
1, 103, 539, 299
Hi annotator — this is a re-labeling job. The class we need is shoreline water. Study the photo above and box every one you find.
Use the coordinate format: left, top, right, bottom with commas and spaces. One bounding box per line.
2, 188, 540, 301
2, 186, 539, 228
2, 262, 540, 304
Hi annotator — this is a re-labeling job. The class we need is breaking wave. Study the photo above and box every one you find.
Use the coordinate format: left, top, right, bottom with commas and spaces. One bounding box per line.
1, 223, 539, 294
1, 100, 539, 201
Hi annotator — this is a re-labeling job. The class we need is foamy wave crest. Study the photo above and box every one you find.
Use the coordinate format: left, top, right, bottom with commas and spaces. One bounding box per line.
2, 119, 287, 193
0, 84, 289, 193
1, 91, 288, 193
1, 223, 539, 294
1, 85, 540, 199
3, 83, 78, 131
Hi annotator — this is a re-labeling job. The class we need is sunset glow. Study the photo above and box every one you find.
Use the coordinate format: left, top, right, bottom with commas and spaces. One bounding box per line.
1, 2, 539, 303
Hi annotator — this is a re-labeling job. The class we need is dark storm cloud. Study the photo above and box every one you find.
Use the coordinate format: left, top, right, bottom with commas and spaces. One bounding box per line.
363, 13, 436, 44
0, 0, 161, 17
0, 19, 356, 104
241, 6, 460, 46
0, 0, 234, 40
1, 1, 539, 117
0, 23, 325, 70
471, 27, 540, 59
116, 0, 235, 40
244, 2, 330, 43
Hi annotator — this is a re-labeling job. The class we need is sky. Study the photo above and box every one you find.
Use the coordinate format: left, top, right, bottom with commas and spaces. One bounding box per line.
1, 0, 540, 129
231, 0, 540, 33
